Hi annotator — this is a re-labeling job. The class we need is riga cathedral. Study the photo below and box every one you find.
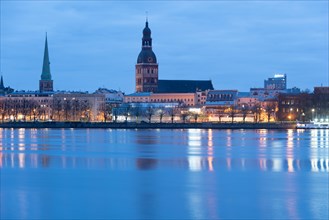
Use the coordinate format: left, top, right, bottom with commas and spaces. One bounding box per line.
135, 19, 213, 94
135, 19, 158, 92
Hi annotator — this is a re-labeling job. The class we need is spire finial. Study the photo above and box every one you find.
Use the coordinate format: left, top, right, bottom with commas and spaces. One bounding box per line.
146, 11, 148, 22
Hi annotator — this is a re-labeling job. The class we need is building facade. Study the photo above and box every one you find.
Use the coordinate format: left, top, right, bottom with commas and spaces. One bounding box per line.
264, 74, 286, 90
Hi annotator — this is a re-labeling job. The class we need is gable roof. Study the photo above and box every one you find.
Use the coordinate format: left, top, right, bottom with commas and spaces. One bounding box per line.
157, 80, 214, 93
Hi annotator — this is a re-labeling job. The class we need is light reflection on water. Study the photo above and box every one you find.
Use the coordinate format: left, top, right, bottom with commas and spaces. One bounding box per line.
0, 128, 328, 172
0, 128, 328, 219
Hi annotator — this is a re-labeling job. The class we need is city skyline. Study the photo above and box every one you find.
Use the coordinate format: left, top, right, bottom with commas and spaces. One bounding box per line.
1, 1, 328, 93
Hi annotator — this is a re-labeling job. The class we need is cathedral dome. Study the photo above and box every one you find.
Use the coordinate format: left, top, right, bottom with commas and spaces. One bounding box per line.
137, 48, 157, 64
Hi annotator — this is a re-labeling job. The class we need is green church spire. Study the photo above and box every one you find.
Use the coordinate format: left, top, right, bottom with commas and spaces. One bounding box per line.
0, 75, 4, 89
41, 34, 51, 80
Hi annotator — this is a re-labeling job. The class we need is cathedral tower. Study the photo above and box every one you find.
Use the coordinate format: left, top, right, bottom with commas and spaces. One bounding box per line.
39, 34, 54, 92
135, 19, 158, 92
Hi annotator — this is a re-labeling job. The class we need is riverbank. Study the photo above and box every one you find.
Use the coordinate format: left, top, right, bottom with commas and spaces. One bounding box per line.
0, 121, 296, 129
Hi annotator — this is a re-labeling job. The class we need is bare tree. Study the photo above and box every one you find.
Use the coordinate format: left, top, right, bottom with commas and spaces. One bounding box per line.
112, 107, 119, 123
265, 103, 276, 122
252, 103, 262, 123
0, 99, 10, 122
229, 105, 236, 123
71, 99, 80, 121
20, 99, 30, 121
80, 100, 91, 121
193, 113, 199, 123
98, 102, 112, 122
168, 107, 176, 123
63, 99, 71, 121
181, 111, 189, 123
132, 104, 143, 122
217, 109, 223, 123
123, 105, 131, 123
240, 105, 249, 123
157, 107, 165, 123
146, 105, 155, 123
53, 99, 63, 121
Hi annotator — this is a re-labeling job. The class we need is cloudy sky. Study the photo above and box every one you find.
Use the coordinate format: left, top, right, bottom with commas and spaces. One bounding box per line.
1, 1, 328, 93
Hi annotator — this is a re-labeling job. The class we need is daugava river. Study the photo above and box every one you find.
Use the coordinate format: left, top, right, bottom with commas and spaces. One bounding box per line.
0, 128, 328, 219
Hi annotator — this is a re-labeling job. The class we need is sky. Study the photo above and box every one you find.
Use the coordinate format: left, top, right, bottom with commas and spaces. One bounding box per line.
1, 1, 328, 94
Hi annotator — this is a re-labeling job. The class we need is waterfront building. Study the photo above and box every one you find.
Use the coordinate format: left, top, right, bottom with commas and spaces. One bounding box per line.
205, 90, 238, 107
94, 88, 124, 105
237, 96, 259, 108
39, 35, 54, 93
4, 91, 54, 121
53, 93, 105, 122
277, 92, 313, 121
124, 92, 197, 107
313, 86, 329, 120
264, 74, 286, 90
250, 88, 281, 101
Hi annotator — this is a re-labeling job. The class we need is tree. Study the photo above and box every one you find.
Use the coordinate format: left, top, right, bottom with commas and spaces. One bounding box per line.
252, 103, 262, 123
98, 102, 112, 122
20, 99, 30, 121
157, 108, 165, 123
123, 105, 131, 123
112, 108, 119, 123
71, 99, 80, 121
168, 107, 176, 123
132, 104, 143, 122
240, 105, 249, 123
265, 103, 276, 122
63, 99, 71, 121
217, 109, 223, 123
80, 100, 91, 121
146, 105, 154, 123
181, 111, 189, 123
229, 105, 236, 123
0, 99, 10, 122
193, 113, 199, 123
53, 99, 63, 121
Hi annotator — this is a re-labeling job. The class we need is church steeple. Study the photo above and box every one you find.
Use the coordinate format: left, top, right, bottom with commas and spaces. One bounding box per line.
0, 75, 4, 90
41, 34, 51, 80
135, 19, 159, 93
39, 34, 54, 92
142, 20, 152, 47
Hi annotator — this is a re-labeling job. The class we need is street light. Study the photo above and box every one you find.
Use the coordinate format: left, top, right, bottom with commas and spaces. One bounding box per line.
311, 108, 315, 121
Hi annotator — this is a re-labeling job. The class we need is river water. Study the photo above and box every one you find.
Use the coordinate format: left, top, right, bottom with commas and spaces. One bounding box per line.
1, 128, 328, 219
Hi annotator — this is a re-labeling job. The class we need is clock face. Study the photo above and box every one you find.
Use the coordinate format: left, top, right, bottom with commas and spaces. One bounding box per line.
148, 57, 153, 62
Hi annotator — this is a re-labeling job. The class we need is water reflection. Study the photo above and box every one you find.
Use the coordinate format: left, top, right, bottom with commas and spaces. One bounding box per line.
1, 151, 328, 172
207, 129, 214, 172
187, 129, 203, 171
0, 128, 328, 172
135, 131, 158, 170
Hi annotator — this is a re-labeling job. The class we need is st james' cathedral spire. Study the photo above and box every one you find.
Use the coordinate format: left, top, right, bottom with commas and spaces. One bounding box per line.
39, 33, 54, 92
41, 33, 51, 80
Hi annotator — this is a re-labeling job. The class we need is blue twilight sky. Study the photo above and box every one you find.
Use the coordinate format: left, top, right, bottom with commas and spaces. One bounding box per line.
1, 1, 328, 93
